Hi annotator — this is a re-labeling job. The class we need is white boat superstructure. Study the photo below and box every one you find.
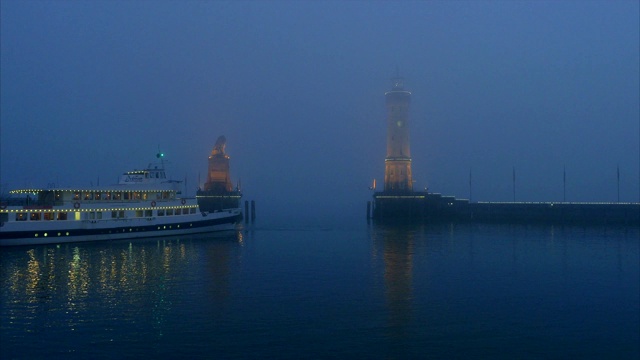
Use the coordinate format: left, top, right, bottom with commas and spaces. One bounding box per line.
0, 162, 242, 246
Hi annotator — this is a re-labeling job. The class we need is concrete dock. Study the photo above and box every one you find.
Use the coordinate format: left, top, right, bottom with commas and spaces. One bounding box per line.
372, 192, 640, 225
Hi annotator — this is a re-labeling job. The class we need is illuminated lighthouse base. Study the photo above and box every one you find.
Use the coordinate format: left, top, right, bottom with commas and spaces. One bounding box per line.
384, 158, 413, 192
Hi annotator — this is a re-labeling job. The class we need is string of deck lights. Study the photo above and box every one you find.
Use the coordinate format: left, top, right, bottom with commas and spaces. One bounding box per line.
10, 189, 175, 194
0, 205, 198, 213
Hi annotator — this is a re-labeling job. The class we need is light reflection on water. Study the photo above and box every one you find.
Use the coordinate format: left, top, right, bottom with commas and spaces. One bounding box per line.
369, 223, 640, 358
1, 231, 243, 357
1, 224, 638, 359
372, 224, 416, 345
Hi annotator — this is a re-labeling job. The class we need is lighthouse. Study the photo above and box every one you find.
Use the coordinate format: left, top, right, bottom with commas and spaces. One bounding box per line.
384, 76, 413, 192
197, 135, 242, 213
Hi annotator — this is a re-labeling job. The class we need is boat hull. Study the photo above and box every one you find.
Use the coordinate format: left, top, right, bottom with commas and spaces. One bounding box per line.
0, 210, 242, 247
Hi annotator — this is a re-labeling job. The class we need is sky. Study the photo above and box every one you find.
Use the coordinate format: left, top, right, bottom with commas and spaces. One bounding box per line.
1, 0, 639, 220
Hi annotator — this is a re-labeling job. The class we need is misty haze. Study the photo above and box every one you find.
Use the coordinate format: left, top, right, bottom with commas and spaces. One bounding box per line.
1, 1, 638, 223
1, 2, 639, 359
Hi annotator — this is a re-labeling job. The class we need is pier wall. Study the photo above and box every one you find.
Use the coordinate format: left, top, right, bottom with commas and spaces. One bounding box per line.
196, 191, 242, 212
373, 192, 640, 226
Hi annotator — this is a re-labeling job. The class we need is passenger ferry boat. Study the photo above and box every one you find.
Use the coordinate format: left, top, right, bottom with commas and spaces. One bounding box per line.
0, 160, 242, 246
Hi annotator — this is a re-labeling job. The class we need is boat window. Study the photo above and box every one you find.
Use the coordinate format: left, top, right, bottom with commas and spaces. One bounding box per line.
156, 192, 162, 199
58, 212, 68, 220
135, 210, 143, 218
190, 208, 196, 214
0, 213, 7, 223
89, 212, 95, 220
17, 213, 27, 221
30, 212, 41, 221
183, 208, 189, 215
113, 192, 122, 200
133, 192, 141, 200
96, 212, 102, 219
145, 210, 152, 217
84, 192, 93, 200
142, 193, 148, 200
111, 211, 118, 218
74, 192, 80, 200
124, 192, 130, 200
104, 192, 111, 200
118, 210, 124, 218
95, 192, 101, 200
166, 209, 174, 216
44, 212, 55, 221
157, 209, 165, 216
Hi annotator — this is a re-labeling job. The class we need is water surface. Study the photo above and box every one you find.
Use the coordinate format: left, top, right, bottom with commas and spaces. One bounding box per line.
1, 220, 638, 359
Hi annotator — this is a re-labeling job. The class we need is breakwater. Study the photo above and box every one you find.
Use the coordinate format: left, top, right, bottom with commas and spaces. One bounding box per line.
372, 192, 640, 225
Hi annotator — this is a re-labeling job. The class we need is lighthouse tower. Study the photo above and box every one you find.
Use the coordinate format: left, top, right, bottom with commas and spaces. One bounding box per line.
204, 136, 233, 192
384, 76, 413, 192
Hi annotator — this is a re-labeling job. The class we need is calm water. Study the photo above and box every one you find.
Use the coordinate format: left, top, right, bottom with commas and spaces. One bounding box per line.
1, 217, 639, 359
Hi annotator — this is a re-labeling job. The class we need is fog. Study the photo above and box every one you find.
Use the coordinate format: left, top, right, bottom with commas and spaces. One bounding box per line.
1, 1, 638, 221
